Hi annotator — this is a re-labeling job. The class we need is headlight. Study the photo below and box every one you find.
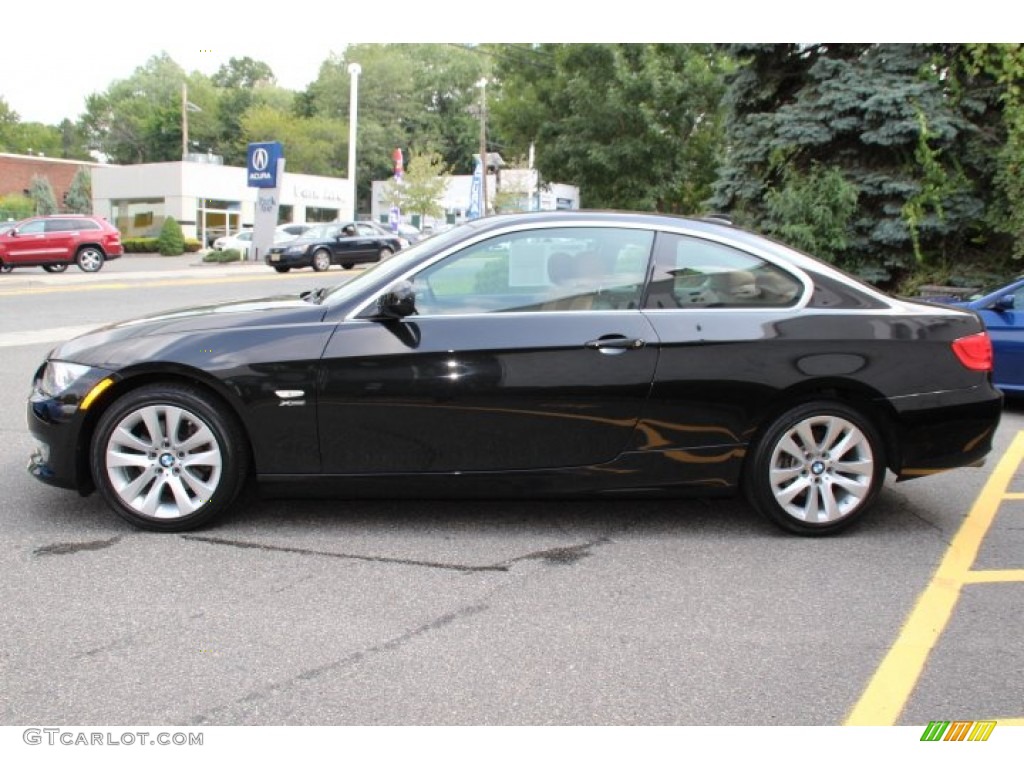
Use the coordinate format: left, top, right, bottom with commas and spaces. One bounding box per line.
285, 246, 307, 255
39, 361, 93, 397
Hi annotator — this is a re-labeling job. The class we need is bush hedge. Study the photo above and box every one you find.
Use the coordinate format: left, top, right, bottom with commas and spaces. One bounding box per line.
202, 248, 244, 263
122, 237, 202, 253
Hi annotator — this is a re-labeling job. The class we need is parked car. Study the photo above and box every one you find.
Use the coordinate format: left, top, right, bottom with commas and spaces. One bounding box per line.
265, 221, 404, 272
27, 211, 1001, 535
0, 214, 123, 273
212, 230, 253, 257
936, 277, 1024, 394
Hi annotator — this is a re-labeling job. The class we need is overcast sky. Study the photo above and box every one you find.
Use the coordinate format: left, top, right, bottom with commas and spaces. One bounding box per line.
3, 2, 1012, 126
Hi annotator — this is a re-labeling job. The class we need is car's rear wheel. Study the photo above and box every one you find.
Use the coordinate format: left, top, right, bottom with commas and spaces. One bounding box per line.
76, 247, 105, 272
378, 247, 393, 260
744, 401, 884, 535
90, 384, 249, 532
311, 249, 331, 272
273, 265, 290, 273
43, 264, 68, 273
0, 264, 13, 273
341, 262, 354, 270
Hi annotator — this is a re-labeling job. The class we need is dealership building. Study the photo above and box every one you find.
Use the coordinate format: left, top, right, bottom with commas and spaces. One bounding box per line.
91, 159, 352, 245
2, 152, 579, 245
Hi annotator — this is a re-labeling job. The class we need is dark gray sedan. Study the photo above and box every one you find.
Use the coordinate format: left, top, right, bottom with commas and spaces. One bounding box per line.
265, 221, 403, 272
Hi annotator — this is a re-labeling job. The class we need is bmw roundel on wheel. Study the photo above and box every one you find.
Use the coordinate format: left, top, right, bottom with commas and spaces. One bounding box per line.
26, 211, 1002, 534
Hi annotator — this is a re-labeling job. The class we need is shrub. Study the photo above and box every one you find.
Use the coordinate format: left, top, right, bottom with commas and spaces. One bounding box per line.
156, 216, 185, 256
202, 248, 243, 263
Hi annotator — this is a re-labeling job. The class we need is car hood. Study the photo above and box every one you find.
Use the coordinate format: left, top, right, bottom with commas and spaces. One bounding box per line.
52, 293, 328, 364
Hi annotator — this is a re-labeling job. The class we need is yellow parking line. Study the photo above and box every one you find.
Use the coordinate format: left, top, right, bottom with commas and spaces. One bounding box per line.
963, 569, 1024, 583
845, 430, 1024, 726
0, 272, 310, 296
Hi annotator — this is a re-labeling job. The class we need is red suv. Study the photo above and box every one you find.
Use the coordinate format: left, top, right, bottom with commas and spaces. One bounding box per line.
0, 215, 123, 273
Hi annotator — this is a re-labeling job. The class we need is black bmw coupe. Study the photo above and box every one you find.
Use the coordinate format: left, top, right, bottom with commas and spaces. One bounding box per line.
27, 212, 1002, 535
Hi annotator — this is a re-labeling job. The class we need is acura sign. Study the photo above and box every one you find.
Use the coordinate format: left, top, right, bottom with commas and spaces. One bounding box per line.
247, 142, 283, 188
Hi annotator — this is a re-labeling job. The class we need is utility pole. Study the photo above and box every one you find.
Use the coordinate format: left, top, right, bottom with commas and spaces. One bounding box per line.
477, 78, 488, 216
181, 83, 188, 160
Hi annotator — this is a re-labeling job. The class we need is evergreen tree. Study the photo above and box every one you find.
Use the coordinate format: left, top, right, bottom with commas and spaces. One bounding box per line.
710, 44, 1004, 283
29, 175, 58, 215
64, 168, 92, 214
156, 216, 185, 256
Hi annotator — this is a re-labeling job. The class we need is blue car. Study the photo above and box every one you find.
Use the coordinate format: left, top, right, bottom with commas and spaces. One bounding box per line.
952, 278, 1024, 393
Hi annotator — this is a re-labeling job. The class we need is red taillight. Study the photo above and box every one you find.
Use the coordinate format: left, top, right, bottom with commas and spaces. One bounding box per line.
951, 332, 993, 372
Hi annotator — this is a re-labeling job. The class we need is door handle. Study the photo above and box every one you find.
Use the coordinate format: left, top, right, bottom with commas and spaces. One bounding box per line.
585, 336, 646, 351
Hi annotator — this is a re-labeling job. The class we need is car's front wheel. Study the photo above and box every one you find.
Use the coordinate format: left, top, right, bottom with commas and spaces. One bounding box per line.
311, 249, 331, 272
0, 264, 13, 273
744, 401, 884, 535
43, 264, 69, 273
90, 384, 249, 532
76, 247, 105, 272
273, 265, 290, 273
378, 247, 394, 260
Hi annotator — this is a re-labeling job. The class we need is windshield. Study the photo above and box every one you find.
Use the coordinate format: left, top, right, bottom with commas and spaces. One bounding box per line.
320, 221, 480, 306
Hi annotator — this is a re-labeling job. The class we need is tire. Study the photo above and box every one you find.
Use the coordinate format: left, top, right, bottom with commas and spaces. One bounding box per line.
0, 264, 12, 273
90, 384, 249, 532
341, 262, 354, 270
378, 247, 393, 260
744, 401, 885, 536
311, 249, 331, 272
43, 263, 69, 273
273, 265, 291, 273
76, 247, 105, 272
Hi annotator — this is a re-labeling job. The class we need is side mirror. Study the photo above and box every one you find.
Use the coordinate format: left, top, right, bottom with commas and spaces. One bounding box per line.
994, 294, 1015, 311
375, 280, 417, 319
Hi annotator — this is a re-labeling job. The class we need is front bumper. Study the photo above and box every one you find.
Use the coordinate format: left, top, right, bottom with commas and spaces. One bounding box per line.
26, 364, 115, 493
265, 251, 311, 269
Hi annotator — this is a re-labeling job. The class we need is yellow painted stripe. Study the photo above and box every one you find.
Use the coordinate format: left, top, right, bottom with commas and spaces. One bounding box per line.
845, 430, 1024, 726
963, 569, 1024, 583
0, 272, 311, 297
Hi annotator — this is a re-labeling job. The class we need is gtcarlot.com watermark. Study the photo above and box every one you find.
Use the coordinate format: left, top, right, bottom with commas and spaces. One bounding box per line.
23, 728, 203, 747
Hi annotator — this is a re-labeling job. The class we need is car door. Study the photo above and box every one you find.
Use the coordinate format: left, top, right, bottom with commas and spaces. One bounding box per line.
317, 226, 660, 474
4, 219, 48, 263
43, 218, 79, 262
330, 224, 367, 264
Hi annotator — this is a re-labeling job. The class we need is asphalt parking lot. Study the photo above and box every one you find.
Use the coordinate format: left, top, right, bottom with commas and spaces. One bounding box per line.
0, 254, 1021, 731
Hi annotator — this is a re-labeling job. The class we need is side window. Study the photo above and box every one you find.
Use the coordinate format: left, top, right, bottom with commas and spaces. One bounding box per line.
45, 219, 76, 232
18, 220, 46, 234
409, 227, 654, 315
645, 234, 802, 309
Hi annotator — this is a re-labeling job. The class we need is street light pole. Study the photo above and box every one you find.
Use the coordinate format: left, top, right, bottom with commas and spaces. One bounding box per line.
347, 63, 362, 222
477, 78, 488, 216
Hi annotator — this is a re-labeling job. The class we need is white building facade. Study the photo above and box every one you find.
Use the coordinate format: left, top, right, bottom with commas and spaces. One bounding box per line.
370, 169, 579, 230
92, 161, 351, 246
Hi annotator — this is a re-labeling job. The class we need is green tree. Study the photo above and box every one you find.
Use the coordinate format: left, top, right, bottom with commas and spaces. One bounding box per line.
710, 44, 1004, 282
762, 164, 859, 261
29, 175, 57, 215
301, 44, 485, 212
80, 53, 222, 163
491, 44, 733, 213
393, 149, 449, 223
240, 105, 345, 176
0, 194, 33, 221
156, 216, 185, 255
964, 44, 1024, 259
64, 167, 92, 214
